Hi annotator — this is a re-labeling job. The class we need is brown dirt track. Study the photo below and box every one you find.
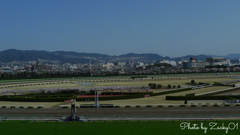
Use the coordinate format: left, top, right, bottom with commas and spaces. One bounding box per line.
0, 107, 240, 116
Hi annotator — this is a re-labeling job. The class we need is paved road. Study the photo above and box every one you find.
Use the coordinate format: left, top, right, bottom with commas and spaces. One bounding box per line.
0, 107, 240, 116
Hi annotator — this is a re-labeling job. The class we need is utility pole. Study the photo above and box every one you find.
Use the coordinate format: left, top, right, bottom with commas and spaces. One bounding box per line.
94, 91, 99, 108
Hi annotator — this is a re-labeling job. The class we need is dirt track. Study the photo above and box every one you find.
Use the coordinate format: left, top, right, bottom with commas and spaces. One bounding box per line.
0, 107, 240, 116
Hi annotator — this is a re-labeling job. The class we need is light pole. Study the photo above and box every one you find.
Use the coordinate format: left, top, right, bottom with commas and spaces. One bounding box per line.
94, 91, 100, 108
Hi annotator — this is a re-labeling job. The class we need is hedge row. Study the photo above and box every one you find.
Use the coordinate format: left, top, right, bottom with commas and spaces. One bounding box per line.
148, 83, 181, 89
76, 94, 146, 101
150, 88, 193, 96
101, 92, 153, 95
0, 96, 73, 102
166, 95, 240, 100
0, 93, 146, 102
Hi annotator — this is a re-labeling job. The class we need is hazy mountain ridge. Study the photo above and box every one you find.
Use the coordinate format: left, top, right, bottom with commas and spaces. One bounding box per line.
0, 49, 240, 64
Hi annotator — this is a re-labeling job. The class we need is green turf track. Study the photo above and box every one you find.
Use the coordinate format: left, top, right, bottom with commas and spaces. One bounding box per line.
1, 72, 240, 83
0, 120, 239, 135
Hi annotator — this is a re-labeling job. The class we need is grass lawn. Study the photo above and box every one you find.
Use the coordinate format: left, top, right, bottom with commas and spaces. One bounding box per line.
0, 83, 84, 91
0, 120, 239, 135
1, 72, 239, 84
0, 101, 63, 108
0, 86, 233, 108
92, 78, 236, 87
0, 78, 234, 91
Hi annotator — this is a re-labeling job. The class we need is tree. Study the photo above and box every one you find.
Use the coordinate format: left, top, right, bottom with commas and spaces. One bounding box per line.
191, 80, 196, 84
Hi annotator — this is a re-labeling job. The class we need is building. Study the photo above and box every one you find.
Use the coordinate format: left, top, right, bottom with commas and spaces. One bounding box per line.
102, 62, 114, 70
0, 67, 13, 73
155, 60, 177, 66
206, 57, 231, 66
183, 57, 210, 68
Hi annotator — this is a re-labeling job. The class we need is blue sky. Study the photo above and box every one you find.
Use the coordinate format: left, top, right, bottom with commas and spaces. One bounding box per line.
0, 0, 240, 57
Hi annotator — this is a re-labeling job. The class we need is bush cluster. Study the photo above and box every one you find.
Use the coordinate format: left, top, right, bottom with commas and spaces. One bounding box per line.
10, 106, 15, 108
27, 106, 34, 109
146, 105, 152, 108
125, 105, 131, 108
114, 105, 120, 108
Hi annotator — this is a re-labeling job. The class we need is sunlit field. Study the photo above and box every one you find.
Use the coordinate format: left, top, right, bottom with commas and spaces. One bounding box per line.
0, 76, 238, 108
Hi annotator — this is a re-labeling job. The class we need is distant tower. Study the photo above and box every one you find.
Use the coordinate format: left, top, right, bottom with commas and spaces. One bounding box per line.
36, 58, 40, 73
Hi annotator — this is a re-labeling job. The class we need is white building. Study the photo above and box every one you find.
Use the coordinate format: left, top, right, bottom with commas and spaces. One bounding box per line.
102, 62, 114, 70
156, 60, 177, 66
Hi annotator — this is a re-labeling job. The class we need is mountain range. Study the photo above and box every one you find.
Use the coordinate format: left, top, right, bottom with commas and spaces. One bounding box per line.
0, 49, 240, 64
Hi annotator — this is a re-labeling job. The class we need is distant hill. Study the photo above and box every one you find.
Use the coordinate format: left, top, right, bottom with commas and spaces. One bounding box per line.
0, 49, 108, 64
0, 49, 170, 64
226, 54, 240, 59
118, 53, 171, 60
0, 49, 240, 64
172, 54, 212, 62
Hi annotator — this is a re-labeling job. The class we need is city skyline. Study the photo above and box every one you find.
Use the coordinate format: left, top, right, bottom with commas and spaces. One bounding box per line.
1, 0, 240, 57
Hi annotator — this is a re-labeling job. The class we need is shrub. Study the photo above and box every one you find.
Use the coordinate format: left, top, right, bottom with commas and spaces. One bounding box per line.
235, 104, 240, 106
191, 105, 197, 107
191, 80, 196, 84
157, 105, 163, 107
202, 105, 208, 107
125, 105, 131, 108
146, 105, 152, 108
173, 85, 176, 88
37, 106, 43, 109
168, 105, 173, 107
27, 106, 34, 109
19, 106, 24, 109
179, 105, 186, 107
1, 106, 6, 108
168, 84, 172, 89
62, 106, 69, 108
136, 105, 141, 108
224, 104, 230, 107
114, 105, 120, 108
152, 83, 157, 89
178, 85, 181, 88
186, 93, 195, 96
213, 104, 219, 107
10, 106, 15, 108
